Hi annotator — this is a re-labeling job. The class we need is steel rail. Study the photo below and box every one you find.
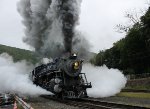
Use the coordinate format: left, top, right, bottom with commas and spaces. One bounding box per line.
41, 95, 150, 109
77, 98, 150, 109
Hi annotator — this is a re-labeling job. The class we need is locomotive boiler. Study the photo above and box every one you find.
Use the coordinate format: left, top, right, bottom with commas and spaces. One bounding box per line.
30, 53, 92, 98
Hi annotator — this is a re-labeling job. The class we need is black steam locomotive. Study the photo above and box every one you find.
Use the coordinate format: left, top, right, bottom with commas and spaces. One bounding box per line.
30, 53, 92, 98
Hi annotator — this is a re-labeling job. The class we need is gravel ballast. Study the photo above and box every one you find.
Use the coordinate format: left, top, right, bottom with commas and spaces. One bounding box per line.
26, 96, 79, 109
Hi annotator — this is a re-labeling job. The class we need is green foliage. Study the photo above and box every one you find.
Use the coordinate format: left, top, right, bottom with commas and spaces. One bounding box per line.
91, 6, 150, 75
90, 51, 104, 66
0, 44, 39, 64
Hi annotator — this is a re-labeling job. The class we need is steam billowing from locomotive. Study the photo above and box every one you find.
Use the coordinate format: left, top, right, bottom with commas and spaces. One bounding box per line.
17, 0, 89, 57
82, 64, 127, 98
0, 53, 51, 96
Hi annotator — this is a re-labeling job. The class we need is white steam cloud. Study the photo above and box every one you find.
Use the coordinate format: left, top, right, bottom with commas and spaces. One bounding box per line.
0, 54, 126, 97
0, 53, 51, 96
82, 64, 127, 98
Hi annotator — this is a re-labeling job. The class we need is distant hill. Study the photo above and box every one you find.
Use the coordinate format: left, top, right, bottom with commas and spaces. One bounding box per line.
0, 44, 95, 64
0, 44, 38, 64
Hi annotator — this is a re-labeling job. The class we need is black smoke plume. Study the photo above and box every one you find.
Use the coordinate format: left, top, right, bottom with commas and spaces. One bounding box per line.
18, 0, 89, 58
56, 0, 78, 52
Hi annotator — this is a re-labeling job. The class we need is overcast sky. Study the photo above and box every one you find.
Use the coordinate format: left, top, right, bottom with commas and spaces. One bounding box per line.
0, 0, 148, 53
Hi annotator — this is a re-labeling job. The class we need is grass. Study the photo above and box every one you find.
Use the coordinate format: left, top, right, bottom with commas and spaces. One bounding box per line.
124, 87, 150, 90
117, 92, 150, 99
125, 86, 150, 90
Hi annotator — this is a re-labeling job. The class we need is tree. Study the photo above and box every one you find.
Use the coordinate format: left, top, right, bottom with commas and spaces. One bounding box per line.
91, 6, 150, 75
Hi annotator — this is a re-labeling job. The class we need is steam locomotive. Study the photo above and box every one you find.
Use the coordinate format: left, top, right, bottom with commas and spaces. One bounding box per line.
30, 53, 92, 98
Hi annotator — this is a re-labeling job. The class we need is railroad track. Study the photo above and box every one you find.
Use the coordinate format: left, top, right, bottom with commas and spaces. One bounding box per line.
72, 98, 150, 109
41, 95, 150, 109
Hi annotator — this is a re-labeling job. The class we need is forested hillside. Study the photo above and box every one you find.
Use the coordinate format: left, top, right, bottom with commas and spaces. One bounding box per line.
0, 44, 95, 64
0, 44, 38, 64
91, 7, 150, 75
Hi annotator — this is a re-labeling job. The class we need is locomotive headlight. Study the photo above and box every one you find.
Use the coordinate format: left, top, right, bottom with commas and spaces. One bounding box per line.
73, 62, 80, 70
